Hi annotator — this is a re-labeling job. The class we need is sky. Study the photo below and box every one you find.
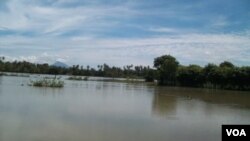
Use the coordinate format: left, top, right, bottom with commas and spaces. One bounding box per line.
0, 0, 250, 67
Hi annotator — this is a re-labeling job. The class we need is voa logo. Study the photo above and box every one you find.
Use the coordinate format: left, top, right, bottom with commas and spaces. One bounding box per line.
226, 129, 246, 136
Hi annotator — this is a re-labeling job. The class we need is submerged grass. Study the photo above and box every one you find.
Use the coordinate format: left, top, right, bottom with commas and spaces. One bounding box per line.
68, 76, 89, 81
0, 72, 29, 77
30, 77, 64, 88
68, 76, 148, 84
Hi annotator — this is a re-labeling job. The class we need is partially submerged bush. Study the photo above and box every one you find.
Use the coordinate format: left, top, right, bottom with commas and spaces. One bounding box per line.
30, 77, 64, 88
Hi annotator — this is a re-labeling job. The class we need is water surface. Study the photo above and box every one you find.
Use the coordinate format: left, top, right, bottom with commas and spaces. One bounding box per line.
0, 75, 250, 141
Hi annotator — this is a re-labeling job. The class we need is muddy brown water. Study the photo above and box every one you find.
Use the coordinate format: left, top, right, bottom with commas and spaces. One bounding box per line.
0, 76, 250, 141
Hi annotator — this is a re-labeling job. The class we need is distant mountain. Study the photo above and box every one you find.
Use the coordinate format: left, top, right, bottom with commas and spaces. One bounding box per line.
52, 61, 68, 68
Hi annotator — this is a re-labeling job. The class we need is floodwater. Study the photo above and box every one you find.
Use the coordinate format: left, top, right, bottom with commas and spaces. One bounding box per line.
0, 75, 250, 141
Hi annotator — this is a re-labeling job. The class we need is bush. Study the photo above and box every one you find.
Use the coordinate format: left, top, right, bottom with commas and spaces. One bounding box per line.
30, 77, 64, 88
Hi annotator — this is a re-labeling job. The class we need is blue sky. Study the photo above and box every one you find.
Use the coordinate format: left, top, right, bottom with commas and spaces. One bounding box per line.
0, 0, 250, 67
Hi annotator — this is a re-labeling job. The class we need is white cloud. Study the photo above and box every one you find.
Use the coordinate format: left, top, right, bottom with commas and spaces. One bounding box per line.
1, 52, 69, 64
1, 33, 249, 66
0, 0, 250, 67
0, 0, 136, 36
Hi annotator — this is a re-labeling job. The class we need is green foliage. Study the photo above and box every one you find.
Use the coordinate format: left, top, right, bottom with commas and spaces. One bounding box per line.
203, 63, 219, 86
177, 65, 204, 87
1, 55, 250, 90
30, 78, 64, 88
219, 61, 234, 68
153, 55, 250, 90
144, 68, 155, 82
154, 55, 179, 85
0, 57, 155, 80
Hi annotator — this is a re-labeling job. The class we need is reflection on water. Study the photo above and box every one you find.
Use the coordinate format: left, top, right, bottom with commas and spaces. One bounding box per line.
0, 76, 250, 141
152, 92, 177, 118
154, 86, 250, 108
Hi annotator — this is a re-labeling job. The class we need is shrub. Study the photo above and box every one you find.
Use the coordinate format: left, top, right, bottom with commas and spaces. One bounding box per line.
30, 77, 64, 88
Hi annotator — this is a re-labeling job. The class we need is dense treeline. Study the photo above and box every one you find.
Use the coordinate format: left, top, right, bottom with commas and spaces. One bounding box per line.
0, 57, 154, 81
1, 55, 250, 90
154, 55, 250, 91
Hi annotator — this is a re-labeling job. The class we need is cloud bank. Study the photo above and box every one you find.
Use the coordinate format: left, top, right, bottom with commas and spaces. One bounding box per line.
0, 0, 250, 66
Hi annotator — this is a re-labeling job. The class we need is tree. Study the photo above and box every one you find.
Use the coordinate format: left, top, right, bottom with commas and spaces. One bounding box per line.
219, 61, 234, 68
203, 63, 219, 88
154, 55, 179, 85
144, 68, 155, 82
177, 65, 204, 87
0, 57, 5, 71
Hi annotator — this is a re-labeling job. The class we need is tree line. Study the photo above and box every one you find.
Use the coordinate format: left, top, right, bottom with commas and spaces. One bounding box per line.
154, 55, 250, 91
1, 55, 250, 90
0, 57, 154, 80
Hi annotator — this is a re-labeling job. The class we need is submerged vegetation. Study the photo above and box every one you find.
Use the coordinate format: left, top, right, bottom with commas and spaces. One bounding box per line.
1, 55, 250, 90
29, 77, 64, 88
95, 77, 145, 83
0, 73, 30, 77
68, 76, 89, 81
68, 76, 145, 83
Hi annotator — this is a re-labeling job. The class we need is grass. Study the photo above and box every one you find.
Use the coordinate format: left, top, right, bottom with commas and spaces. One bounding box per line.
30, 77, 64, 88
